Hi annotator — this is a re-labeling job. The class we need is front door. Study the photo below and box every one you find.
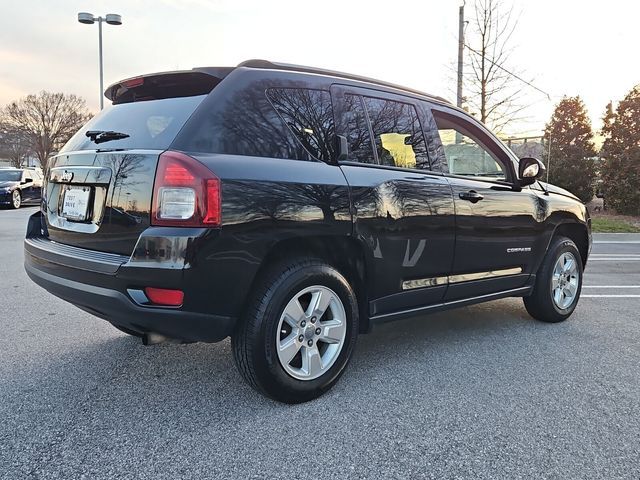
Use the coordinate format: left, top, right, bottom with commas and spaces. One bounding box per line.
21, 170, 37, 203
427, 106, 545, 301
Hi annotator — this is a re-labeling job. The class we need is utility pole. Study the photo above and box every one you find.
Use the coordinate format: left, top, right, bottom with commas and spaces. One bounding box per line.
456, 2, 465, 143
457, 2, 465, 109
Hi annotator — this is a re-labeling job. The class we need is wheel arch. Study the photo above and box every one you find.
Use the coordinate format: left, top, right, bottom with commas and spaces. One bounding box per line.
248, 235, 371, 334
550, 221, 590, 268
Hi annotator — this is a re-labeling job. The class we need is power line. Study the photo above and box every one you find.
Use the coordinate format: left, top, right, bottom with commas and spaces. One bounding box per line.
464, 43, 552, 100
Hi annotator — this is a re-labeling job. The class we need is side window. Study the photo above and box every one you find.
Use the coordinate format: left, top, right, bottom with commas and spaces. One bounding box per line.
173, 80, 312, 161
362, 97, 429, 170
266, 88, 335, 162
433, 111, 507, 181
343, 94, 375, 164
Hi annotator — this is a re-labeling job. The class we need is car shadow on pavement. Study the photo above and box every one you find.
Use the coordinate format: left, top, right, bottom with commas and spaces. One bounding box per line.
5, 298, 542, 414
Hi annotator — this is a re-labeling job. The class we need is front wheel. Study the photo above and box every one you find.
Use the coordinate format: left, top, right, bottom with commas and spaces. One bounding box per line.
232, 259, 358, 403
524, 236, 583, 322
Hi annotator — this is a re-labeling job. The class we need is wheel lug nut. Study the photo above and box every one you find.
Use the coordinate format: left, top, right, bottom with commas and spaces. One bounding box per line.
300, 320, 306, 327
298, 335, 304, 342
315, 328, 321, 335
311, 317, 316, 323
307, 339, 313, 347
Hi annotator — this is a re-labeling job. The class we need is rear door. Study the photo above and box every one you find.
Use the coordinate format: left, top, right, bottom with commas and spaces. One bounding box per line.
426, 105, 544, 301
331, 85, 456, 318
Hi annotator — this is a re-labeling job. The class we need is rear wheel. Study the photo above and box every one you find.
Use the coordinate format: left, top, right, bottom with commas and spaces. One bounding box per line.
232, 259, 358, 403
524, 236, 583, 322
11, 190, 21, 209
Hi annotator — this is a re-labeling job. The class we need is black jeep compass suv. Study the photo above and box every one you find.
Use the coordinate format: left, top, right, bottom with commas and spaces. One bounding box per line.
25, 60, 591, 403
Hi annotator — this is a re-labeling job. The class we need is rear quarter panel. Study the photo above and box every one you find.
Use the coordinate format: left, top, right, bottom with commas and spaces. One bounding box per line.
184, 154, 351, 317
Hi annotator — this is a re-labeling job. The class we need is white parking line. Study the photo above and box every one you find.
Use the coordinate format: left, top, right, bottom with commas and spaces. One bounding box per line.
588, 258, 640, 261
590, 254, 640, 256
582, 295, 640, 298
583, 286, 640, 288
593, 241, 640, 244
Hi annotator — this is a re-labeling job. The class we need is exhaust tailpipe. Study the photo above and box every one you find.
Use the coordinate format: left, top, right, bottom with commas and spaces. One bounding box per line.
142, 332, 170, 345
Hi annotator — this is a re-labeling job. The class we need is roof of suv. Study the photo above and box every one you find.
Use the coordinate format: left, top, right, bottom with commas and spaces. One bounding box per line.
105, 59, 452, 105
235, 60, 451, 104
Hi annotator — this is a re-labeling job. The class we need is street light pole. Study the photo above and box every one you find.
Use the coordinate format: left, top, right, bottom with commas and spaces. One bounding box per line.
98, 17, 104, 110
78, 12, 122, 110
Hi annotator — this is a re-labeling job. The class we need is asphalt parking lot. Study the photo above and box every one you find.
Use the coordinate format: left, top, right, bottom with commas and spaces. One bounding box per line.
1, 206, 639, 479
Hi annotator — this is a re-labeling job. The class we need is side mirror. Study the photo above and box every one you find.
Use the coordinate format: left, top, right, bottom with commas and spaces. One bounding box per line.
518, 157, 546, 186
336, 135, 348, 161
21, 178, 32, 184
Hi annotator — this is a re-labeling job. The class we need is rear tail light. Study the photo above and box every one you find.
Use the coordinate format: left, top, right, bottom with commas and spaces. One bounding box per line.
151, 151, 221, 227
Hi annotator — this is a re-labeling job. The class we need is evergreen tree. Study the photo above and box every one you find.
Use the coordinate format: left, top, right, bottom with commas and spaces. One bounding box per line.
543, 96, 597, 203
601, 85, 640, 215
601, 101, 615, 133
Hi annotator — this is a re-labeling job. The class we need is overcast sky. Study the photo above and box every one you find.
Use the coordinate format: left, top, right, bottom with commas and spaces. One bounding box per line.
0, 0, 637, 137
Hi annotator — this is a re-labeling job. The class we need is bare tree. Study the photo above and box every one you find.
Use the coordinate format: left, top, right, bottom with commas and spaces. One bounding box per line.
1, 92, 91, 169
0, 122, 33, 167
464, 0, 527, 132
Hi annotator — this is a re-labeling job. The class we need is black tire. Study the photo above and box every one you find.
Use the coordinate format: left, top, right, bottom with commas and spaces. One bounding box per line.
11, 190, 21, 209
232, 258, 359, 403
524, 236, 583, 323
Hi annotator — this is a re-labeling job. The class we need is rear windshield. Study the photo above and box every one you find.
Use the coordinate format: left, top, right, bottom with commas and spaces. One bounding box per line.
60, 95, 206, 152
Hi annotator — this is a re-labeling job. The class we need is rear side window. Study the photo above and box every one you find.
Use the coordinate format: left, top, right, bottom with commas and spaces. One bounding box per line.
173, 80, 313, 161
362, 97, 429, 170
61, 95, 206, 153
266, 88, 336, 162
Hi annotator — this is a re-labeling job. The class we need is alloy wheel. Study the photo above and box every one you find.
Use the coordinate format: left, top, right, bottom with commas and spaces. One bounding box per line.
12, 191, 20, 209
276, 285, 347, 381
551, 252, 579, 310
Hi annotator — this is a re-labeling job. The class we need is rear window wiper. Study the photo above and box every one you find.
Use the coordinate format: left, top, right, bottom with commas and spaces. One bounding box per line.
86, 130, 130, 144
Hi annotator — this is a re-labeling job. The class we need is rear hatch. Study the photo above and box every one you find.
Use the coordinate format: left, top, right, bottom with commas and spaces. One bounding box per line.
43, 71, 226, 255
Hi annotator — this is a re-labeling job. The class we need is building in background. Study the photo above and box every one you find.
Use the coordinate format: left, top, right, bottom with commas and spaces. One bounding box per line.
504, 135, 545, 159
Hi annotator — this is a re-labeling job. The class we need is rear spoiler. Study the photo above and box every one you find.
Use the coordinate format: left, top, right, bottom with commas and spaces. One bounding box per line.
104, 67, 233, 104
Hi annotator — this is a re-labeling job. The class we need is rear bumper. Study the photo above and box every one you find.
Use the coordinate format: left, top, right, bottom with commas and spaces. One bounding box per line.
24, 212, 234, 342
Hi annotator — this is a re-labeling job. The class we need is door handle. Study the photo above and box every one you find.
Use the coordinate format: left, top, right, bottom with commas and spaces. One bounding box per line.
459, 190, 484, 203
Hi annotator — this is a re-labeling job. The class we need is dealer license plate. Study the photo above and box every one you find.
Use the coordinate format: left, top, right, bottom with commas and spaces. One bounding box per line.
61, 186, 91, 221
